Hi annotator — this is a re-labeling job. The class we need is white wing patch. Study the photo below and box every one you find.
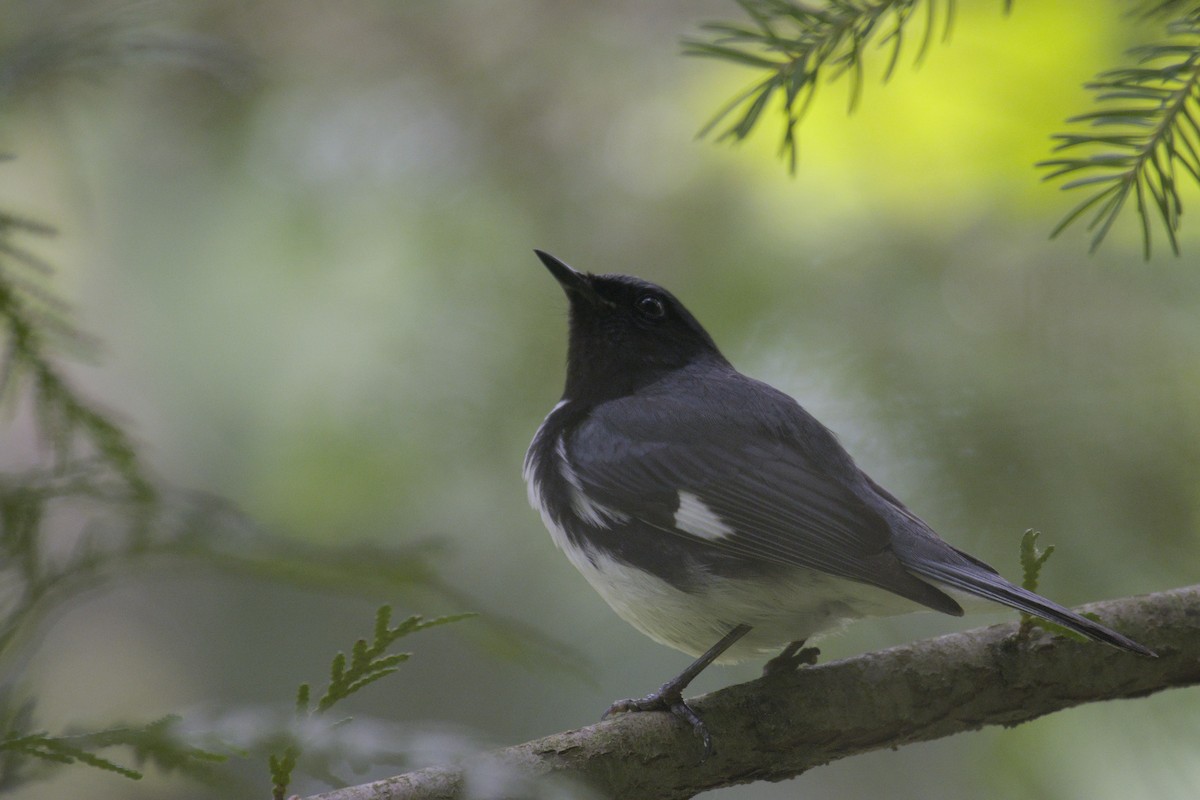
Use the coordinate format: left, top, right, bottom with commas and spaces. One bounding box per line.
674, 491, 734, 541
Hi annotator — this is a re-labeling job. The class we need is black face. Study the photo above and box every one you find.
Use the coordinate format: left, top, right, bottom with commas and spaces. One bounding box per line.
534, 251, 725, 403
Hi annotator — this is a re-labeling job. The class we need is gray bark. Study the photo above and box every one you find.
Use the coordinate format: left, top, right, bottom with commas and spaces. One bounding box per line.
306, 584, 1200, 800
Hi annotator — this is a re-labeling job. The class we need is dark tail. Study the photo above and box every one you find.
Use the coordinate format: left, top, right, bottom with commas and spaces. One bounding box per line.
907, 559, 1155, 657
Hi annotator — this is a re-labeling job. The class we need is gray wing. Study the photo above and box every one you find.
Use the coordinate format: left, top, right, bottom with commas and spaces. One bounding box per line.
567, 388, 963, 616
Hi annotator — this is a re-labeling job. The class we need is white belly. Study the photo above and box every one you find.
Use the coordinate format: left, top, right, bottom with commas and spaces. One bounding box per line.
570, 543, 923, 662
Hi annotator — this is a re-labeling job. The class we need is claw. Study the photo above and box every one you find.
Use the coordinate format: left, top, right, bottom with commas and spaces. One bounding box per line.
603, 686, 713, 757
666, 697, 712, 755
762, 641, 820, 677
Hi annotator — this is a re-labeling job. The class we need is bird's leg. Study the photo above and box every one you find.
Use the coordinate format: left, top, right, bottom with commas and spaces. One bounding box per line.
762, 639, 820, 677
603, 623, 751, 756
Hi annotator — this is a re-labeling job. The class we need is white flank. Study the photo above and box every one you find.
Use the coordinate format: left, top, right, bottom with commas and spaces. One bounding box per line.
555, 436, 628, 528
523, 399, 569, 511
578, 546, 923, 661
674, 491, 734, 541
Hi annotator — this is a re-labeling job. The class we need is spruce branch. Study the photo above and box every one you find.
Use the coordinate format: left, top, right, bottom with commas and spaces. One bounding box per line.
270, 606, 475, 799
0, 715, 227, 786
0, 209, 152, 499
1136, 1, 1200, 22
684, 0, 969, 172
689, 2, 1200, 254
308, 607, 477, 715
0, 205, 166, 668
0, 14, 253, 100
1040, 16, 1200, 256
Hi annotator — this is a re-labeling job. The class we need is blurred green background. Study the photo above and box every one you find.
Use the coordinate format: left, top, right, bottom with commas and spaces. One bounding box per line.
2, 0, 1198, 797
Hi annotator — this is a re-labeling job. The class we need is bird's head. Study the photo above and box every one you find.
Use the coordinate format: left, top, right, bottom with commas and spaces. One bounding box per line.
534, 250, 727, 403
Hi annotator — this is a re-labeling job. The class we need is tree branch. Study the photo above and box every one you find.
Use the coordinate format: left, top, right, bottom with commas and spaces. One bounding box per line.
306, 585, 1200, 800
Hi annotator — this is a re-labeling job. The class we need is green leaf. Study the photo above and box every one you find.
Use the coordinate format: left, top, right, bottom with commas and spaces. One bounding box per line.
1049, 184, 1122, 238
1015, 531, 1090, 643
1060, 173, 1129, 191
271, 605, 475, 787
682, 41, 784, 69
295, 683, 311, 715
1019, 529, 1055, 594
269, 745, 298, 800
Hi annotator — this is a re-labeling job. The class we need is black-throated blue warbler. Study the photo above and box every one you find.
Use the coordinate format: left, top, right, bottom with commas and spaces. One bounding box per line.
524, 250, 1152, 752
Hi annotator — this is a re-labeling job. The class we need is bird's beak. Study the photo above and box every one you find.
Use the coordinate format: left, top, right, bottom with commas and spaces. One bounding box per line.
534, 250, 608, 306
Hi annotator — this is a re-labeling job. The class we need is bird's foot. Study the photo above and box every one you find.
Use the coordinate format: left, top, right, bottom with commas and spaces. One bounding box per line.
601, 624, 753, 758
762, 641, 820, 677
603, 684, 713, 756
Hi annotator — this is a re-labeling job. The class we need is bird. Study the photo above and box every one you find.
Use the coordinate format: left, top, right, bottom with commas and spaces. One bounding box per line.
523, 249, 1153, 753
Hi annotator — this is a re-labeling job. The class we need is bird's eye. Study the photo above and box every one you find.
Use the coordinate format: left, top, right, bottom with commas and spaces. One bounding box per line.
635, 294, 666, 320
